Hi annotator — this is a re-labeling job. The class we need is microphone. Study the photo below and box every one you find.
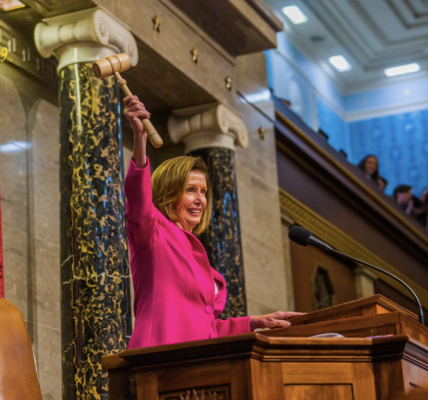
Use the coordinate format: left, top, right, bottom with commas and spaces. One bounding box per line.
289, 225, 425, 325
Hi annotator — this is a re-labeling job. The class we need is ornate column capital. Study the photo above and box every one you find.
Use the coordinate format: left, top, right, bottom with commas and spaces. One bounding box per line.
168, 103, 249, 153
34, 7, 138, 72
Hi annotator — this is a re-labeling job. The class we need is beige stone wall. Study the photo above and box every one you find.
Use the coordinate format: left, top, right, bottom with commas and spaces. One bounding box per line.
0, 64, 61, 399
235, 53, 295, 316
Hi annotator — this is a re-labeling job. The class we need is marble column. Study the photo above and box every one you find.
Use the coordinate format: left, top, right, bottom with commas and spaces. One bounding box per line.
35, 8, 138, 400
168, 104, 249, 317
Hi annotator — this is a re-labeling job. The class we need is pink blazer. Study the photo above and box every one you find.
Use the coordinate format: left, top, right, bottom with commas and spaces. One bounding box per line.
125, 158, 251, 349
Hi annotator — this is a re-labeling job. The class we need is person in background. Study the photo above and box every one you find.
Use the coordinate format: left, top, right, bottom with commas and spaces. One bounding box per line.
357, 155, 381, 188
420, 186, 428, 206
420, 186, 428, 230
393, 185, 427, 227
378, 176, 388, 192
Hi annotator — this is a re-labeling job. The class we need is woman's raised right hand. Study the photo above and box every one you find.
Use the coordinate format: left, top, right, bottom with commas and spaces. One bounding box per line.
123, 95, 151, 136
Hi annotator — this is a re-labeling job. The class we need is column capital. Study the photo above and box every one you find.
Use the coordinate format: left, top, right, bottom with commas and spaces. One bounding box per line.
167, 103, 249, 153
34, 7, 138, 73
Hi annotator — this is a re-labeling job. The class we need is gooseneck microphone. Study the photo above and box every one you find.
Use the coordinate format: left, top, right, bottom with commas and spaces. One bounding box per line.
289, 225, 425, 325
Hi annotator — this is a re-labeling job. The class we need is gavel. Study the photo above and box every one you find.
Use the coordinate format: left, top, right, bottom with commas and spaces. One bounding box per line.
93, 53, 163, 148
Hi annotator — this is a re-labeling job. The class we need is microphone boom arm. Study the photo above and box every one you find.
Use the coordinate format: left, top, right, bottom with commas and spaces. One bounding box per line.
327, 247, 425, 325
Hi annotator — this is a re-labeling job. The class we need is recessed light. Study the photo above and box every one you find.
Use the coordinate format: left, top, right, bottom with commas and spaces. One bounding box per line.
282, 6, 308, 24
384, 63, 420, 77
329, 55, 352, 72
0, 0, 25, 12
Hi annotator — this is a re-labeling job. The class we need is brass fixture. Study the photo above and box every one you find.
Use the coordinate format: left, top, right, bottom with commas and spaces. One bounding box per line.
225, 76, 232, 91
258, 127, 265, 140
0, 47, 8, 63
152, 16, 160, 33
190, 48, 198, 63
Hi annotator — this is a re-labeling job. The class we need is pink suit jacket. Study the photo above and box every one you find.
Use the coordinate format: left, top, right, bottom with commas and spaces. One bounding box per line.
125, 158, 251, 349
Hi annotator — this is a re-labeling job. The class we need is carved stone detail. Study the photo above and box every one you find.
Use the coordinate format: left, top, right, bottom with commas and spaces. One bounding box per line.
160, 385, 229, 400
34, 7, 138, 72
168, 103, 248, 153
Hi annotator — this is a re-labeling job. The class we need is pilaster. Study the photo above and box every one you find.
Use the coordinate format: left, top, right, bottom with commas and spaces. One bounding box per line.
354, 266, 377, 299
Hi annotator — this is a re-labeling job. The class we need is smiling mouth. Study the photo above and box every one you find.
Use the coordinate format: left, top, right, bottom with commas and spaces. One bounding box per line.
187, 209, 201, 216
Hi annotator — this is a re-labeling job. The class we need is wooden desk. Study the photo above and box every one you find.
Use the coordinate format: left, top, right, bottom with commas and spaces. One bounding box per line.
103, 334, 428, 400
103, 296, 428, 399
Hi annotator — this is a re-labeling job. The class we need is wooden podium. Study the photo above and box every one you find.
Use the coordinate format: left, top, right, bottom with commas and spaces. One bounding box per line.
102, 295, 428, 400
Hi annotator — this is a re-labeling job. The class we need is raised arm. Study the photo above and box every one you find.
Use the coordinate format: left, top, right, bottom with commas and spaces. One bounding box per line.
123, 96, 157, 247
124, 95, 150, 168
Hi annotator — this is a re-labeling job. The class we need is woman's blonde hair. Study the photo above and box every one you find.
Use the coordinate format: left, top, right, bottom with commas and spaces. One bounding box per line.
152, 156, 212, 235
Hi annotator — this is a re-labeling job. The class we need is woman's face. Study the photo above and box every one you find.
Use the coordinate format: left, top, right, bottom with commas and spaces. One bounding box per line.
175, 170, 207, 232
365, 157, 378, 175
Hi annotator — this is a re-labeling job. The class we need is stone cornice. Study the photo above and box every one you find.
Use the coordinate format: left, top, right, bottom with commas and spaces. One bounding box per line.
34, 7, 138, 72
167, 103, 248, 153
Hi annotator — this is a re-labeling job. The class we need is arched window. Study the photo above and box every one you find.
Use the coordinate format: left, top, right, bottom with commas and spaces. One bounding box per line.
313, 266, 335, 310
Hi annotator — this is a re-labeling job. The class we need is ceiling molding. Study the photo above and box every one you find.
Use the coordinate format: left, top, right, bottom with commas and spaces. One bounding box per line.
345, 97, 428, 122
265, 0, 428, 90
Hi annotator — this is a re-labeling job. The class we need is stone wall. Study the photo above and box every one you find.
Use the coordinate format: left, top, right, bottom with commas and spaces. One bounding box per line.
235, 53, 295, 316
0, 63, 61, 399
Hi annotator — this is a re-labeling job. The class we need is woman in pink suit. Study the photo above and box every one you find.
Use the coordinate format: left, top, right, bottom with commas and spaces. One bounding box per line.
123, 96, 302, 349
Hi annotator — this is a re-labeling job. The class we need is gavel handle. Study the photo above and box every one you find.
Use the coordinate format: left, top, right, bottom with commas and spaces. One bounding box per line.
114, 72, 163, 148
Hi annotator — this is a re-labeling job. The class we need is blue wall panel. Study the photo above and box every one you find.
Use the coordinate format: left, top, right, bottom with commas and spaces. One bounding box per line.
265, 50, 317, 130
316, 95, 349, 154
349, 109, 428, 196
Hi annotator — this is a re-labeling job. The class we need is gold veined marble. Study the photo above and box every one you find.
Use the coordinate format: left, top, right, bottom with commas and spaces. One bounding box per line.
193, 148, 247, 318
59, 63, 131, 400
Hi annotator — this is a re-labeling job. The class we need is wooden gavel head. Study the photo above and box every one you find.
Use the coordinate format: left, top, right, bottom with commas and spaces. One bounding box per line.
92, 53, 131, 78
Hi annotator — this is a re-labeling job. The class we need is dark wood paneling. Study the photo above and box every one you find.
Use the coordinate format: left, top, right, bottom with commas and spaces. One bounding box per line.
289, 242, 357, 313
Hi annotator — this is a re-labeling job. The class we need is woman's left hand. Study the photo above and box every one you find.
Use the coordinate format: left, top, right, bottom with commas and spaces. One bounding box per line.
250, 311, 305, 331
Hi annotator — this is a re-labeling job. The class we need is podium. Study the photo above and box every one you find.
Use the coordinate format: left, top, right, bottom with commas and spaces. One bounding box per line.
102, 296, 428, 399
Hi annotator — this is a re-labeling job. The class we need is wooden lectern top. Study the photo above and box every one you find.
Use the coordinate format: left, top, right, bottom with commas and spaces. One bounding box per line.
287, 294, 419, 326
263, 294, 428, 346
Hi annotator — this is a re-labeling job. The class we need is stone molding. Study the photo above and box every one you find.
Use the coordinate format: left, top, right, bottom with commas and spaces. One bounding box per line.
168, 103, 248, 153
34, 7, 138, 72
354, 266, 377, 299
279, 188, 428, 309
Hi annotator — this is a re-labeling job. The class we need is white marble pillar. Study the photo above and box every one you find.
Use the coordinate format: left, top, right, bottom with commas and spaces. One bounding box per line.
34, 8, 137, 400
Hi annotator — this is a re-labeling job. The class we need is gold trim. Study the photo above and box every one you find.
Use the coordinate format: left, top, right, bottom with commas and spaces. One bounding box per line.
280, 189, 428, 310
0, 4, 25, 12
275, 111, 428, 248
